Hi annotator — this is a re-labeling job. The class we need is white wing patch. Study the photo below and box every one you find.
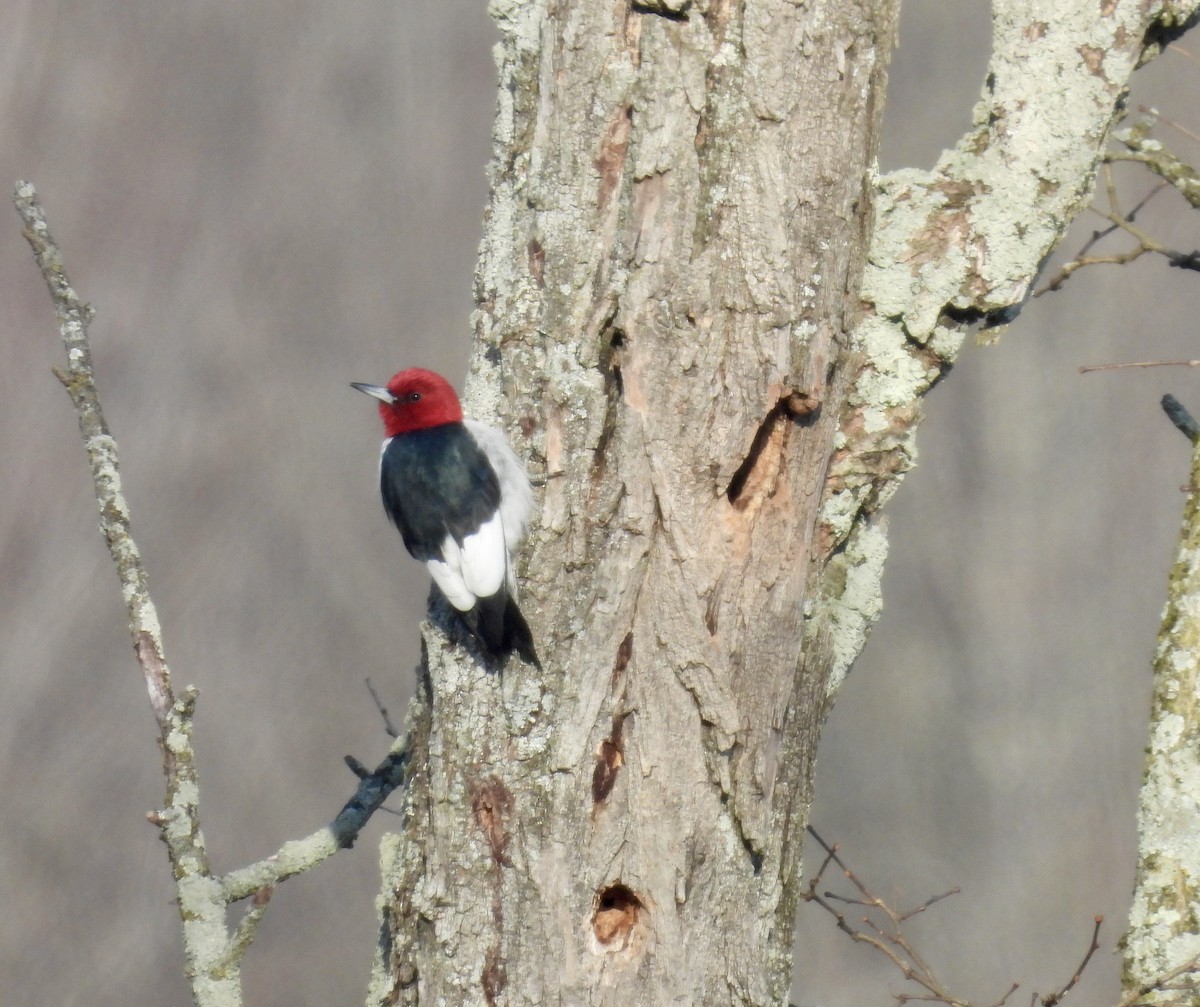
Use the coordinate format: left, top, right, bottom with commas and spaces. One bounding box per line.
426, 555, 474, 611
464, 420, 533, 555
425, 511, 508, 612
418, 422, 532, 611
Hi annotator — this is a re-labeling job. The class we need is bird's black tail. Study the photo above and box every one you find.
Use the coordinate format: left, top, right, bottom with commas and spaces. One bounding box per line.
474, 591, 541, 669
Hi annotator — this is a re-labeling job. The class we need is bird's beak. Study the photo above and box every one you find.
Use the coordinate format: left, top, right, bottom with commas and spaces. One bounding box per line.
350, 382, 396, 404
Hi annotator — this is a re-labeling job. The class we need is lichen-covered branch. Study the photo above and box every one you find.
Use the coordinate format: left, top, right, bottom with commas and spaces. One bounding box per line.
220, 739, 410, 902
1038, 113, 1200, 293
1113, 113, 1200, 209
820, 0, 1200, 669
1121, 401, 1200, 1003
15, 181, 409, 1006
14, 179, 237, 1006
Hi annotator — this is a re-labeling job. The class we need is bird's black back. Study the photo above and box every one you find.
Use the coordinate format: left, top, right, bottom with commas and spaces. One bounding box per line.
380, 423, 502, 562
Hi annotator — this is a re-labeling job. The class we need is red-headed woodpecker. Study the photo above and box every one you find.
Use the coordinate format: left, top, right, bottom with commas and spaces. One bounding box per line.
351, 368, 539, 667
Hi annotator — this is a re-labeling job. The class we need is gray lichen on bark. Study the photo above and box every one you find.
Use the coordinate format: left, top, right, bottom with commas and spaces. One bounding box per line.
1123, 425, 1200, 999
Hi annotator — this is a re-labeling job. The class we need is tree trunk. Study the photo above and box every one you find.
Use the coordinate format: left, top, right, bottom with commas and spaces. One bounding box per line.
367, 2, 1200, 1005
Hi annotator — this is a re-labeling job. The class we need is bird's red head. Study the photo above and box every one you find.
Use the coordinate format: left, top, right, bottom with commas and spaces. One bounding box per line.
352, 368, 463, 437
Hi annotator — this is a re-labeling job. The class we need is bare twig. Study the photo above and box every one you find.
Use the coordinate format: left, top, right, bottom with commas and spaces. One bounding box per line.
1079, 360, 1200, 374
1038, 916, 1102, 1007
225, 887, 275, 971
899, 886, 962, 923
805, 827, 1200, 1007
804, 827, 972, 1007
366, 677, 401, 737
1113, 114, 1200, 209
987, 982, 1021, 1007
1089, 205, 1200, 272
1037, 113, 1200, 295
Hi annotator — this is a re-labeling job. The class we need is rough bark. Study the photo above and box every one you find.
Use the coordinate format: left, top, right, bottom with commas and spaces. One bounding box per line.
368, 3, 1200, 1006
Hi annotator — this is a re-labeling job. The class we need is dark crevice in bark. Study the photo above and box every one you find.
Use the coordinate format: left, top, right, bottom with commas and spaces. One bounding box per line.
717, 778, 764, 875
1143, 10, 1200, 57
938, 301, 1020, 331
594, 634, 632, 804
605, 326, 626, 398
592, 714, 626, 804
704, 571, 726, 635
630, 1, 690, 22
612, 629, 633, 684
726, 406, 785, 506
589, 322, 625, 504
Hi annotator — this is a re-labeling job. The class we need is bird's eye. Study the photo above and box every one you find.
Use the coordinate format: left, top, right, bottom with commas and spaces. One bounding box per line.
406, 391, 422, 403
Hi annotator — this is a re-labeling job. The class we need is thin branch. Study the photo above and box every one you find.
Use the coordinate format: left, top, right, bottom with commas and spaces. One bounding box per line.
987, 983, 1021, 1007
899, 886, 962, 923
224, 886, 275, 971
1113, 114, 1200, 209
221, 723, 410, 902
1034, 171, 1167, 295
805, 827, 1200, 1007
16, 185, 178, 728
1037, 244, 1151, 294
366, 677, 400, 737
14, 180, 235, 1003
1079, 360, 1200, 374
804, 827, 970, 1007
15, 180, 412, 998
1038, 916, 1102, 1007
1037, 111, 1200, 295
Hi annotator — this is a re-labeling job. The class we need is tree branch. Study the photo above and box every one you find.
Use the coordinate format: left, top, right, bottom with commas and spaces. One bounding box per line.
220, 739, 410, 902
1123, 395, 1200, 1003
1112, 112, 1200, 209
15, 180, 411, 1004
13, 179, 236, 1003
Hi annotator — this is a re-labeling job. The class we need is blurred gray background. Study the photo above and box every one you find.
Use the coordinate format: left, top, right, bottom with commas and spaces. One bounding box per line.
3, 2, 1198, 1004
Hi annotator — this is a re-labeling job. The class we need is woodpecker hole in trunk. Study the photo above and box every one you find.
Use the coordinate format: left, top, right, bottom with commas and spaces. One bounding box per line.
725, 401, 790, 509
592, 883, 643, 948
